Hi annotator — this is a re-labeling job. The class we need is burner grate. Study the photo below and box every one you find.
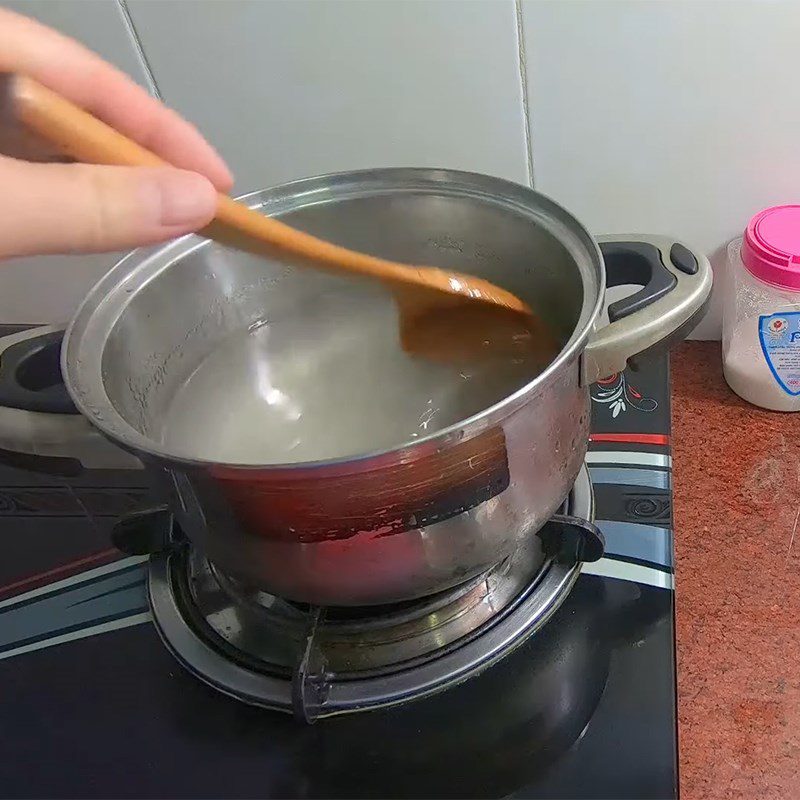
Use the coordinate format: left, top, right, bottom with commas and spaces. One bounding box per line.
148, 465, 596, 719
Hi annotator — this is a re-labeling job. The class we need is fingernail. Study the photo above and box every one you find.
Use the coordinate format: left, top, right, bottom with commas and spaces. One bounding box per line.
157, 170, 217, 227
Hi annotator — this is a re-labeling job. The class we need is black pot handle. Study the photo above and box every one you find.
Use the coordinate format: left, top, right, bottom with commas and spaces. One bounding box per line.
538, 514, 605, 564
0, 327, 142, 472
111, 505, 175, 555
583, 234, 712, 383
601, 241, 678, 324
0, 327, 78, 414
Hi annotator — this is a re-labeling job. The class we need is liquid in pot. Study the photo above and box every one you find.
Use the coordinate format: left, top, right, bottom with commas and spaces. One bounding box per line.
159, 290, 557, 465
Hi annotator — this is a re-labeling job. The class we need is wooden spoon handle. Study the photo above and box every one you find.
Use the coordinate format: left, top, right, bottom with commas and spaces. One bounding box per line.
3, 73, 533, 318
8, 74, 164, 168
4, 73, 412, 283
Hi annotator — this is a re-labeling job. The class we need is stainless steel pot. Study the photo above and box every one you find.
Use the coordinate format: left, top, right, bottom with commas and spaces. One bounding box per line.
0, 169, 711, 605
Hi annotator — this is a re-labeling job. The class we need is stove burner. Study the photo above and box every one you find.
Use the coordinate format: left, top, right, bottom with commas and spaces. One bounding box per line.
182, 539, 549, 676
148, 466, 594, 719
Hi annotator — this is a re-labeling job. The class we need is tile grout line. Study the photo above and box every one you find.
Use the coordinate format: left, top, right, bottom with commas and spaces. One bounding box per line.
116, 0, 163, 100
514, 0, 535, 188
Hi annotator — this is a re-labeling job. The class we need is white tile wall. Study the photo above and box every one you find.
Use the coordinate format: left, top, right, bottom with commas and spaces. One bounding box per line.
125, 0, 530, 191
522, 0, 800, 339
3, 0, 799, 339
0, 0, 150, 324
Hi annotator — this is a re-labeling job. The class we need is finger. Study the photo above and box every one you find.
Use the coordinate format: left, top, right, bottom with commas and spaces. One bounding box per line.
0, 7, 233, 191
0, 156, 217, 258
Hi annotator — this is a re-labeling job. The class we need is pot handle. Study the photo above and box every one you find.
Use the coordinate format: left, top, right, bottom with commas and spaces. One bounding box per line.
0, 326, 141, 470
0, 326, 77, 413
582, 234, 712, 384
539, 514, 605, 564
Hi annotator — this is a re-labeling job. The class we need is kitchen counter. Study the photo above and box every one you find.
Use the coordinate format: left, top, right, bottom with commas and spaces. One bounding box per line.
673, 341, 800, 800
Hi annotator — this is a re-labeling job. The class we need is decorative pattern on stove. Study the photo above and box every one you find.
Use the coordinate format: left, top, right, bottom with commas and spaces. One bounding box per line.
588, 467, 669, 490
0, 485, 150, 517
589, 461, 673, 573
591, 521, 672, 571
625, 494, 671, 521
592, 372, 658, 417
593, 485, 672, 527
0, 557, 149, 661
0, 453, 674, 661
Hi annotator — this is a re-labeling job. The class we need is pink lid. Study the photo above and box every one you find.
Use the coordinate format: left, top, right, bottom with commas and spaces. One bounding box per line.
742, 205, 800, 290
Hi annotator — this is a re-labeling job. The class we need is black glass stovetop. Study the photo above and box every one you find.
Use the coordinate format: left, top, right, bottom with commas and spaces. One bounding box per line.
0, 357, 676, 800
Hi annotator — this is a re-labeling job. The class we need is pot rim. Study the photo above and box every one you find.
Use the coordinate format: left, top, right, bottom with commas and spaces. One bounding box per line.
62, 168, 605, 471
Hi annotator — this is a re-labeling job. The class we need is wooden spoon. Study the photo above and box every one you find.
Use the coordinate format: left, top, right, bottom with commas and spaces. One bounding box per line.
2, 73, 559, 365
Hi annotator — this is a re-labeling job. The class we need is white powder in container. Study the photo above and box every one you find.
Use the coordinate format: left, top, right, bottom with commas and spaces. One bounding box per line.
722, 209, 800, 412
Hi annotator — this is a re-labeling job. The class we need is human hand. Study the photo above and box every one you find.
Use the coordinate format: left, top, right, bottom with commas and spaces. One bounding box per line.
0, 8, 232, 259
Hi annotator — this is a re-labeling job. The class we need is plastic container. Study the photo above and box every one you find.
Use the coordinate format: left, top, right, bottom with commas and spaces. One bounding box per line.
722, 205, 800, 410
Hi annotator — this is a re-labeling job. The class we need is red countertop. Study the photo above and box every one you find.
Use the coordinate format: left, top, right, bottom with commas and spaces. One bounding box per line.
673, 341, 800, 799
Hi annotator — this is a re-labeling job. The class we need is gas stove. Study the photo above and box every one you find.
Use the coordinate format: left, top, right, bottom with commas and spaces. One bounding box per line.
0, 356, 676, 799
133, 465, 598, 721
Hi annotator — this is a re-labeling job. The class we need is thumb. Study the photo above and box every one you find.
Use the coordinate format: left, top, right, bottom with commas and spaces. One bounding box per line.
0, 156, 217, 257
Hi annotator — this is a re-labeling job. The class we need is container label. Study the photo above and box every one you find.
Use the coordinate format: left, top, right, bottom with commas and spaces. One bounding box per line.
759, 313, 800, 396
